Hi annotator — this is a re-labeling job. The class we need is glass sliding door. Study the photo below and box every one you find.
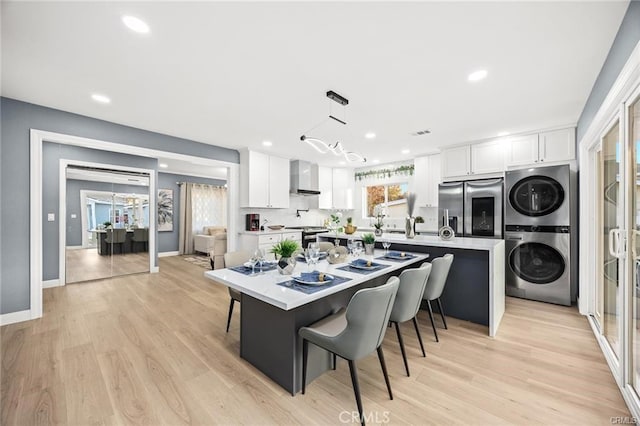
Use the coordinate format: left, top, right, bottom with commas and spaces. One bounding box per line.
599, 119, 623, 359
629, 95, 640, 393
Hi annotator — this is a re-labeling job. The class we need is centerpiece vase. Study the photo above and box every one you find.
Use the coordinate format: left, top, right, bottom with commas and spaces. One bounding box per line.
405, 217, 416, 239
277, 257, 296, 275
374, 228, 383, 237
364, 243, 375, 255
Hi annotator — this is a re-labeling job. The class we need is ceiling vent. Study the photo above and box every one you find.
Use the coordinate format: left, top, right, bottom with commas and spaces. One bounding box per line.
410, 129, 432, 136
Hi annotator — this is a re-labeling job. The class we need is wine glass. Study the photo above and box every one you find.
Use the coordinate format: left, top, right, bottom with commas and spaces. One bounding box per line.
304, 248, 313, 271
248, 253, 259, 275
253, 248, 265, 274
381, 238, 391, 254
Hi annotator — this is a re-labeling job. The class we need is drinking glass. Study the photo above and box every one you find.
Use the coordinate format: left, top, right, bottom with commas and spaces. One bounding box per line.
353, 241, 363, 258
308, 242, 320, 269
248, 254, 259, 275
347, 238, 355, 256
304, 248, 313, 271
382, 239, 391, 254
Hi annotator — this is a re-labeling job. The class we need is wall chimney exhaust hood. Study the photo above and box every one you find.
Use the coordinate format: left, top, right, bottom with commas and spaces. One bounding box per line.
290, 160, 321, 195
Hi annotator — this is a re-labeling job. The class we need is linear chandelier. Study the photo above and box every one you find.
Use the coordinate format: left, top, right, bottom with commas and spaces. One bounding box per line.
300, 90, 367, 163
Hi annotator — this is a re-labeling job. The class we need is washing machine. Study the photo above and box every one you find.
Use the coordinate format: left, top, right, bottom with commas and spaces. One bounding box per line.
505, 225, 571, 305
505, 165, 570, 227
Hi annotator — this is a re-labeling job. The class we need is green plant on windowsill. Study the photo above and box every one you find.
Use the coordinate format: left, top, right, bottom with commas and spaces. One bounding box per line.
362, 233, 376, 244
270, 239, 300, 259
103, 221, 112, 228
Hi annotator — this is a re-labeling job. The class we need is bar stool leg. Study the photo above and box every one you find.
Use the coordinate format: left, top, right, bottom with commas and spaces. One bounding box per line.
426, 300, 439, 342
412, 317, 426, 357
437, 298, 448, 329
348, 360, 365, 426
377, 346, 393, 400
302, 339, 308, 395
394, 322, 410, 376
226, 299, 235, 333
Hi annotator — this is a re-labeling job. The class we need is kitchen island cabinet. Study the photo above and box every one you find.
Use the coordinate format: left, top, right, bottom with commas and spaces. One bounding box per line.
317, 232, 505, 337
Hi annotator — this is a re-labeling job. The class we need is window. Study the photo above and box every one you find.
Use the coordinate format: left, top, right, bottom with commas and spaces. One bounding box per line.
364, 183, 408, 218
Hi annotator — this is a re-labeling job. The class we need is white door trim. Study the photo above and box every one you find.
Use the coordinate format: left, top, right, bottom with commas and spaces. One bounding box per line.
29, 128, 239, 322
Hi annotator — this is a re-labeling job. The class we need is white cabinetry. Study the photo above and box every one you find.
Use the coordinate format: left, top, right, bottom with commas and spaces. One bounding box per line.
442, 140, 504, 180
506, 128, 575, 166
414, 154, 441, 207
240, 150, 290, 208
318, 167, 354, 210
239, 231, 302, 261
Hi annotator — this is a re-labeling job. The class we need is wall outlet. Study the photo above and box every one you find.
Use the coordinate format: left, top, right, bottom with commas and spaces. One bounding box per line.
70, 213, 77, 219
47, 213, 55, 222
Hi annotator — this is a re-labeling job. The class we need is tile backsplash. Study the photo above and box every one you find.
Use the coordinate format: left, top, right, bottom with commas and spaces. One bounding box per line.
238, 195, 342, 230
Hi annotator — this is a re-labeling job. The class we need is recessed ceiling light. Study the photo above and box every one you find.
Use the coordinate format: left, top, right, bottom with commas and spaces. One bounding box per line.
262, 140, 273, 147
159, 163, 168, 168
91, 93, 111, 104
122, 15, 150, 34
372, 159, 380, 164
468, 69, 488, 82
497, 131, 510, 137
365, 132, 376, 139
401, 149, 410, 154
339, 161, 346, 166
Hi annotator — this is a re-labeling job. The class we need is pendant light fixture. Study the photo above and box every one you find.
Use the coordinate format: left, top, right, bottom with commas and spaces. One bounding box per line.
300, 90, 367, 163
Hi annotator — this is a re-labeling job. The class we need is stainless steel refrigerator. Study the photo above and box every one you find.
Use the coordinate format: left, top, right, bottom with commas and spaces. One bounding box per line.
438, 178, 504, 239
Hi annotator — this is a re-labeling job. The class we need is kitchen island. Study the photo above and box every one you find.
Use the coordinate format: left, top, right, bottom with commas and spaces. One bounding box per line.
317, 232, 505, 337
205, 250, 428, 395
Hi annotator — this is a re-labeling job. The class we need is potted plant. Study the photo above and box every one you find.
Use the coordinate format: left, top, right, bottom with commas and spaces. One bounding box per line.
270, 239, 300, 275
372, 205, 385, 237
103, 221, 113, 229
362, 233, 376, 255
344, 217, 357, 234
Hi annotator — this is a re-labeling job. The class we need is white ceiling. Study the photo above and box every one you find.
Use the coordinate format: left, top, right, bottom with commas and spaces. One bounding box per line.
1, 1, 629, 167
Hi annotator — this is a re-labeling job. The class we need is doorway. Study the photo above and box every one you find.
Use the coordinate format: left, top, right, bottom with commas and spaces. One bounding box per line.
64, 165, 151, 283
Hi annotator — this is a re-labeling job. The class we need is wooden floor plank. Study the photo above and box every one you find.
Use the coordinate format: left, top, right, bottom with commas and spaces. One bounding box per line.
1, 255, 631, 425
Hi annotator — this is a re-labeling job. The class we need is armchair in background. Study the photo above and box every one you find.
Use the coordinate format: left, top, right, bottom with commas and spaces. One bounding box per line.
193, 226, 227, 269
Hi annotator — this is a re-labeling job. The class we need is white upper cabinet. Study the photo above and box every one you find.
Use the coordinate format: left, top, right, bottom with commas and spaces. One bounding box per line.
506, 128, 575, 166
332, 168, 354, 210
318, 166, 334, 209
539, 128, 576, 163
506, 134, 539, 166
414, 154, 441, 207
442, 140, 504, 179
442, 145, 471, 178
240, 150, 290, 208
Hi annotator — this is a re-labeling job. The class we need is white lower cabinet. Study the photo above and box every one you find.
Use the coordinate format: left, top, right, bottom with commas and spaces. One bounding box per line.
239, 231, 302, 261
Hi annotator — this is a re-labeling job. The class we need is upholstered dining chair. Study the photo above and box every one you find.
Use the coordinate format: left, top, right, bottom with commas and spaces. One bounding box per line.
132, 228, 148, 252
105, 228, 127, 254
388, 263, 432, 376
299, 277, 399, 426
223, 250, 251, 333
422, 254, 454, 342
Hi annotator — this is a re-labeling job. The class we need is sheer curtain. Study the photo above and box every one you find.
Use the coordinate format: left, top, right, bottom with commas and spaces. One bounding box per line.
178, 183, 227, 254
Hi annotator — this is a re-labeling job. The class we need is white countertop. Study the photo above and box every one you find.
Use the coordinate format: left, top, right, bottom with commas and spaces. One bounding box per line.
205, 249, 429, 310
238, 229, 302, 236
317, 232, 503, 251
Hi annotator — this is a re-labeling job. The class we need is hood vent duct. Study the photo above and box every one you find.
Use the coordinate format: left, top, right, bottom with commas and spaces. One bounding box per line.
290, 160, 321, 196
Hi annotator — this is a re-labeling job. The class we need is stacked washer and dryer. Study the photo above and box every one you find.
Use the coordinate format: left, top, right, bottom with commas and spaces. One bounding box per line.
504, 165, 577, 306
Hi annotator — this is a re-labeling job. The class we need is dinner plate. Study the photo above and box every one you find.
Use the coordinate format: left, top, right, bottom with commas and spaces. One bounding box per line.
349, 262, 380, 270
384, 252, 413, 260
292, 274, 335, 286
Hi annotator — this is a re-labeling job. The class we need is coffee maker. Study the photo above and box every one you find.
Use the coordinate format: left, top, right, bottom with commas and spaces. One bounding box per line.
246, 214, 260, 231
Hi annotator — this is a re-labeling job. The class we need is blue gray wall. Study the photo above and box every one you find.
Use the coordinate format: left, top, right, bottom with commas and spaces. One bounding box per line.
157, 172, 226, 253
66, 179, 150, 246
577, 1, 640, 141
1, 97, 238, 315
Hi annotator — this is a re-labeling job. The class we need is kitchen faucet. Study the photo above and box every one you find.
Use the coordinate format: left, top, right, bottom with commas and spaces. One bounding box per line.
296, 209, 309, 218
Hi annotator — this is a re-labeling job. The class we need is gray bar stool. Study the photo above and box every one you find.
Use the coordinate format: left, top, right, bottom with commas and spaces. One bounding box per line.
132, 228, 148, 252
299, 277, 399, 426
388, 263, 432, 376
223, 250, 251, 333
422, 254, 454, 342
105, 228, 126, 254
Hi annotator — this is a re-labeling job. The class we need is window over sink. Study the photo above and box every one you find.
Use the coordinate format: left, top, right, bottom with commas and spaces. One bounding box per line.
363, 182, 408, 218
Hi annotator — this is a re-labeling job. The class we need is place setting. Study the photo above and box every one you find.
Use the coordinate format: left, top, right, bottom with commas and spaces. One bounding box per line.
228, 249, 278, 275
337, 258, 390, 275
276, 270, 351, 294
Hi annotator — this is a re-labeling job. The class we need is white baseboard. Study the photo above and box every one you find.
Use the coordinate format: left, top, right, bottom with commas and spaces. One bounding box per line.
66, 245, 84, 250
0, 309, 32, 326
151, 266, 160, 273
159, 251, 180, 258
42, 279, 62, 288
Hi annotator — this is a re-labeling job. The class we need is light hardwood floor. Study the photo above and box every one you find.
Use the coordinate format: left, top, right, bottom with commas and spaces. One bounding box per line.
1, 256, 631, 425
65, 248, 149, 283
